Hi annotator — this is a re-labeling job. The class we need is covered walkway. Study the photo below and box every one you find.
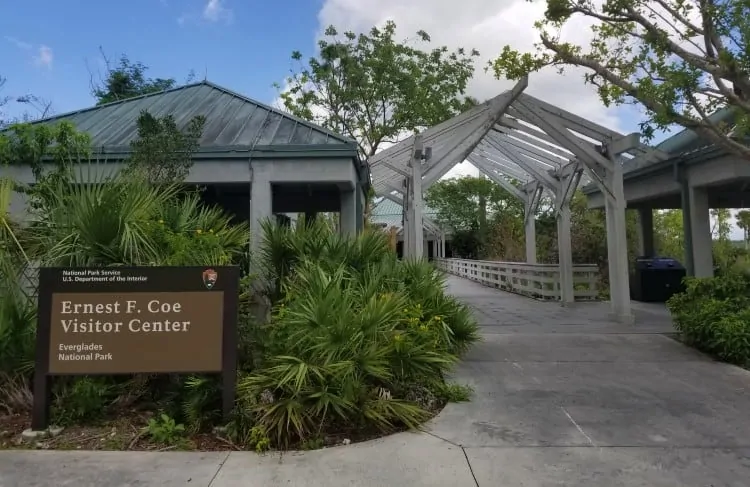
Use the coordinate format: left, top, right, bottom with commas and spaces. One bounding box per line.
4, 275, 750, 486
368, 76, 669, 323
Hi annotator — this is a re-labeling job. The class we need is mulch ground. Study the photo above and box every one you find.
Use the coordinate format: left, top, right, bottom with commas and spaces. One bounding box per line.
0, 411, 232, 451
0, 401, 445, 452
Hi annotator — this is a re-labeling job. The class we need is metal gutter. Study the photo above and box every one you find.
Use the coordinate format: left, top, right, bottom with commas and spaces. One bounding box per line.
655, 108, 735, 154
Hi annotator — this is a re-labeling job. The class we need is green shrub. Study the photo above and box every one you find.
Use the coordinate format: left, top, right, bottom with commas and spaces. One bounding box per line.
434, 382, 473, 403
667, 271, 750, 365
145, 413, 186, 445
30, 172, 248, 267
235, 218, 480, 447
52, 377, 114, 425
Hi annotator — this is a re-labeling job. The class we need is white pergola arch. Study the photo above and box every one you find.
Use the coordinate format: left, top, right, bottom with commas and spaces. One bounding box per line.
368, 76, 669, 323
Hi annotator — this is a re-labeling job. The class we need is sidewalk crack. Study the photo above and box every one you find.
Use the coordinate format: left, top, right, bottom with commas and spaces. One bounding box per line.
461, 447, 480, 487
207, 451, 232, 487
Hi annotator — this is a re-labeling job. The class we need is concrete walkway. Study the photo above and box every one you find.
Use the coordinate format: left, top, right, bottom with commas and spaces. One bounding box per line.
2, 276, 750, 486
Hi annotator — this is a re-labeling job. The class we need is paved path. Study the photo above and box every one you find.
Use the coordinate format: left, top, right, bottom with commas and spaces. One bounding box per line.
2, 276, 750, 486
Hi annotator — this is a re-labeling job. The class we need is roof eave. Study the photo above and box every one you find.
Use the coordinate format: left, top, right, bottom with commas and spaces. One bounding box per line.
582, 145, 729, 195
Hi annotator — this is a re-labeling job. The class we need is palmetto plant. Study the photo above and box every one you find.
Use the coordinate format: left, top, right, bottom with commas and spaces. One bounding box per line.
238, 218, 480, 446
0, 177, 36, 376
27, 169, 248, 267
0, 168, 251, 418
29, 170, 174, 266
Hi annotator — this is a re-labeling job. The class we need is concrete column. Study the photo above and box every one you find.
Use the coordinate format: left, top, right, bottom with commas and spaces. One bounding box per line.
408, 160, 424, 259
604, 160, 633, 323
688, 186, 714, 277
636, 208, 655, 257
340, 189, 356, 237
524, 205, 537, 264
402, 188, 411, 258
250, 163, 273, 258
440, 235, 446, 258
355, 184, 365, 233
557, 206, 575, 304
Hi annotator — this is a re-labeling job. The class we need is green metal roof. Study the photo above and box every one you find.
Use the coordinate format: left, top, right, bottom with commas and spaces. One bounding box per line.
28, 81, 356, 150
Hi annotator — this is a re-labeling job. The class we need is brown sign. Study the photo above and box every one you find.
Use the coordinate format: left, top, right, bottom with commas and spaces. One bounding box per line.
33, 266, 239, 430
49, 292, 225, 374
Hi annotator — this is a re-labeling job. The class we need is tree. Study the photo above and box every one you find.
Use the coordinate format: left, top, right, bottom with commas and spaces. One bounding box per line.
426, 176, 524, 232
0, 121, 92, 215
277, 22, 480, 158
91, 52, 186, 105
490, 0, 750, 159
126, 111, 206, 184
0, 76, 9, 126
426, 176, 524, 257
711, 208, 734, 268
1, 75, 53, 127
654, 209, 685, 260
736, 209, 750, 247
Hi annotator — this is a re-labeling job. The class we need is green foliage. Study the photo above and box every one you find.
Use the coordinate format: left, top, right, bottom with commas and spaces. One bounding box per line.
234, 218, 479, 447
490, 0, 750, 158
248, 426, 271, 453
92, 54, 178, 105
300, 436, 325, 450
434, 382, 473, 403
426, 176, 527, 259
667, 271, 750, 365
145, 413, 186, 445
426, 176, 524, 233
126, 111, 206, 184
737, 210, 750, 245
277, 21, 479, 157
654, 210, 685, 260
0, 178, 35, 375
0, 121, 92, 214
52, 378, 114, 426
0, 120, 250, 436
180, 376, 222, 434
27, 172, 248, 267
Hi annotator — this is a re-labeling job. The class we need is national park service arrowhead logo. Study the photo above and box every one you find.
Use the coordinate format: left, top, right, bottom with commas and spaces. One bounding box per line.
202, 268, 218, 290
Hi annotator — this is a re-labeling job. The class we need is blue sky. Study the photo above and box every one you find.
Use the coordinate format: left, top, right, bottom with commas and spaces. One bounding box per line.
1, 0, 322, 118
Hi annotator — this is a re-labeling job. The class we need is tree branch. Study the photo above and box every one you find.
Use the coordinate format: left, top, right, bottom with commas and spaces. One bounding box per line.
539, 34, 750, 160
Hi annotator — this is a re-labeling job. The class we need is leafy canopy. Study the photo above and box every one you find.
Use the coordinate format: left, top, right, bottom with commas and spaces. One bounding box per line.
490, 0, 750, 159
425, 176, 524, 233
126, 111, 206, 184
737, 209, 750, 242
92, 54, 186, 105
277, 21, 480, 157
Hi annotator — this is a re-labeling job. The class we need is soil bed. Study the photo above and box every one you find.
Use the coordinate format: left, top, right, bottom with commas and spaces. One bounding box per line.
0, 400, 446, 452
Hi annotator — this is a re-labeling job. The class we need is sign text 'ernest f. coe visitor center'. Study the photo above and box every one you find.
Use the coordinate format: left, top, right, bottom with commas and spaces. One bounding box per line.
37, 266, 239, 375
33, 266, 239, 429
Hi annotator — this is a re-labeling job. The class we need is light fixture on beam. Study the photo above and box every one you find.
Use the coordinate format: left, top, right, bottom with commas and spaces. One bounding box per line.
413, 146, 433, 161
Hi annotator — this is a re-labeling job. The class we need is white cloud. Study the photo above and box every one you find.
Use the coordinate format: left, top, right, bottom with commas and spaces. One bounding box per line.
34, 45, 53, 69
202, 0, 232, 22
5, 36, 53, 69
4, 36, 32, 50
